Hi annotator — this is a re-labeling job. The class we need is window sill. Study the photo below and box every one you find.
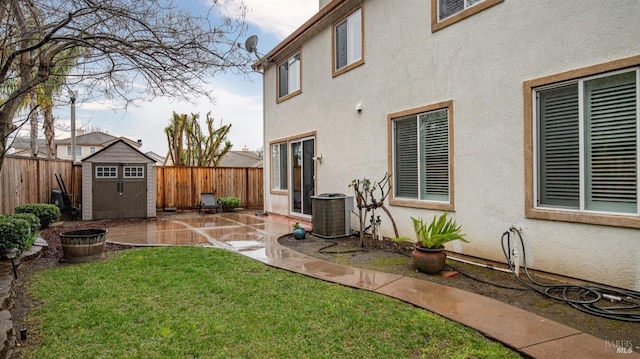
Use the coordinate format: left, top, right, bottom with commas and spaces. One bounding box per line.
276, 89, 302, 104
390, 197, 454, 211
526, 207, 640, 229
332, 59, 364, 78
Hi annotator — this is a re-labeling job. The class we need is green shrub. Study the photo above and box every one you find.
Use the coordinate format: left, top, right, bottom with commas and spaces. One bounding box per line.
0, 216, 31, 254
10, 213, 41, 233
15, 203, 61, 228
9, 213, 40, 249
218, 197, 241, 212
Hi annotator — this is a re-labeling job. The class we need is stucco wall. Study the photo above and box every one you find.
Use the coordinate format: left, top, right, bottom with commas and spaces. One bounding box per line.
263, 0, 640, 290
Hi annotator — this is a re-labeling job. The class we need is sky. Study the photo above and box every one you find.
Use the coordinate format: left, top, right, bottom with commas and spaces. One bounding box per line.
53, 0, 318, 157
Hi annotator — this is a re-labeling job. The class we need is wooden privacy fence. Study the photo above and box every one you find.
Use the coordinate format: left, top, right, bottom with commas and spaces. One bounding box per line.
0, 156, 264, 214
0, 156, 81, 214
156, 167, 264, 210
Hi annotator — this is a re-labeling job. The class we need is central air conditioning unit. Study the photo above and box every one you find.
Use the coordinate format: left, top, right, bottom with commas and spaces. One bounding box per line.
311, 193, 354, 239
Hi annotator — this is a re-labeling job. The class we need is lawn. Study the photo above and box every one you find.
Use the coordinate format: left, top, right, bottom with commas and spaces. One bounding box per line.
21, 247, 520, 358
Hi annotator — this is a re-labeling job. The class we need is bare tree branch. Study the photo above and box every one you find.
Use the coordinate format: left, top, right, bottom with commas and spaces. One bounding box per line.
0, 0, 251, 170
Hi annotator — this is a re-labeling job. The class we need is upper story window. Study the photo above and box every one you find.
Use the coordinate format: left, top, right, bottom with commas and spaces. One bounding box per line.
90, 146, 96, 154
271, 142, 288, 191
439, 0, 483, 20
524, 56, 640, 228
277, 52, 301, 102
67, 146, 82, 157
432, 0, 503, 32
333, 7, 363, 77
389, 101, 454, 211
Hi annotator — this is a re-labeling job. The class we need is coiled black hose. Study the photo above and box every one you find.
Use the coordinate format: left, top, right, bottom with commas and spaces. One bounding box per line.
503, 228, 640, 322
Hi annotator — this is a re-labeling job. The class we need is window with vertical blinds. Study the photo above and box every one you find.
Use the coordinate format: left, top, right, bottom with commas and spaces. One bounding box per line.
536, 69, 638, 214
334, 8, 362, 73
394, 108, 450, 202
439, 0, 485, 21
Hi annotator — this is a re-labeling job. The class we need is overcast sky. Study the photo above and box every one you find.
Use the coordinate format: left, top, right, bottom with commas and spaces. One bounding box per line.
52, 0, 318, 157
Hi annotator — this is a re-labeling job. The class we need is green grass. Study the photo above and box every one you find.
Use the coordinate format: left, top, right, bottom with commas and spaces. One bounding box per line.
22, 247, 520, 359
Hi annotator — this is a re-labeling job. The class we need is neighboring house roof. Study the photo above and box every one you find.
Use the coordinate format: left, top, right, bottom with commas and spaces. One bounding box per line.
218, 150, 263, 168
163, 150, 263, 167
56, 131, 141, 148
144, 151, 166, 166
9, 138, 50, 158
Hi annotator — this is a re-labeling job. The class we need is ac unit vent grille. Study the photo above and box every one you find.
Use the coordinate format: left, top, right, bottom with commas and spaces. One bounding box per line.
311, 194, 353, 238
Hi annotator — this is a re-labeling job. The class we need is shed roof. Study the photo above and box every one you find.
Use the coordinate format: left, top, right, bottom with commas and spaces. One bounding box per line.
82, 139, 155, 163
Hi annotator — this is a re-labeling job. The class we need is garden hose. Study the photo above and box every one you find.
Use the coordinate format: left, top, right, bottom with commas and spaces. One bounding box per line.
503, 228, 640, 322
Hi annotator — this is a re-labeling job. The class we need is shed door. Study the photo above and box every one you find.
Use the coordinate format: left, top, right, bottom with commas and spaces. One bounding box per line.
93, 164, 147, 219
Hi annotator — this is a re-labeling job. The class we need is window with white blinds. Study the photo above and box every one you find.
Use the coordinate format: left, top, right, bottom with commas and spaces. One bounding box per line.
394, 108, 450, 202
277, 52, 301, 100
536, 69, 638, 214
334, 8, 362, 73
439, 0, 484, 21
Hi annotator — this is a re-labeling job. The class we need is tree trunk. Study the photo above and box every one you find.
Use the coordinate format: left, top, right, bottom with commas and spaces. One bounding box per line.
43, 104, 56, 158
29, 90, 39, 157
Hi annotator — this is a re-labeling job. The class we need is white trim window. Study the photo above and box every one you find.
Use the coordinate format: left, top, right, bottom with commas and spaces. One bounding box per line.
278, 52, 301, 99
334, 8, 362, 71
439, 0, 484, 21
67, 146, 82, 157
393, 108, 450, 202
271, 143, 288, 190
124, 166, 145, 178
96, 166, 117, 178
535, 69, 639, 214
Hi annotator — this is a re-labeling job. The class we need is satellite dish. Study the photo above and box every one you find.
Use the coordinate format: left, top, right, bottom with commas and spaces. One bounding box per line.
244, 35, 258, 53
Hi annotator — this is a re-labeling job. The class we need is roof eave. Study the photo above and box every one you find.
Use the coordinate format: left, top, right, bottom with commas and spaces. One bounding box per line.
253, 0, 353, 71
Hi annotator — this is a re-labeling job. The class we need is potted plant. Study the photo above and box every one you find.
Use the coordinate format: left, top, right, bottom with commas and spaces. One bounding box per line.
394, 212, 468, 274
293, 222, 306, 240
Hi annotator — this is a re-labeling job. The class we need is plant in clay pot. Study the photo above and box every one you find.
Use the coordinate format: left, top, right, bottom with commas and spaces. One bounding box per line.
394, 212, 468, 274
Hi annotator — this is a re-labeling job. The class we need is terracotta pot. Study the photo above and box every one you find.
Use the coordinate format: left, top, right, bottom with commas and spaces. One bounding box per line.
411, 246, 447, 274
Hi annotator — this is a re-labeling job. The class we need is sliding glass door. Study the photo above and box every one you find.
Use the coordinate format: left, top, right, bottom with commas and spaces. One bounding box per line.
291, 137, 315, 216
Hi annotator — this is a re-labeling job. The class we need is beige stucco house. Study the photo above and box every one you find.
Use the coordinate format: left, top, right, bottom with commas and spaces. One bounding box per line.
260, 0, 640, 291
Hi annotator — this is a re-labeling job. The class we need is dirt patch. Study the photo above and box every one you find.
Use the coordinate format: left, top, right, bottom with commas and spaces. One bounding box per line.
278, 233, 639, 346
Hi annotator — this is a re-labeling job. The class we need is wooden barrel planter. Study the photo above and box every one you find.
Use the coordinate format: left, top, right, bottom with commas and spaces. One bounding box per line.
59, 229, 108, 263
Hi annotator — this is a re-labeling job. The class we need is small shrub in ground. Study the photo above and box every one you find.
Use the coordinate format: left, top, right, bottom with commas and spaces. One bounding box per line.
0, 216, 31, 254
218, 197, 241, 212
15, 203, 61, 228
7, 213, 40, 249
